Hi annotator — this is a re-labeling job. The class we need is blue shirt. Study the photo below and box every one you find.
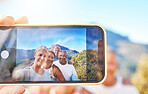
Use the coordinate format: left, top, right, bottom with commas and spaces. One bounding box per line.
54, 58, 59, 61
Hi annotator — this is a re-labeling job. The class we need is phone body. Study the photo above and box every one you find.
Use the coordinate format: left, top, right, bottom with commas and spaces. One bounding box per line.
0, 24, 106, 85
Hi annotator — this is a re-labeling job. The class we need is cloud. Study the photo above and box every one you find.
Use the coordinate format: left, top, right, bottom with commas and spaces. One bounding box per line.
55, 36, 74, 44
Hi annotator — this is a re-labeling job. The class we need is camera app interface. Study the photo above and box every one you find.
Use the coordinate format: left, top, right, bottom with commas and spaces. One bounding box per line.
0, 27, 104, 83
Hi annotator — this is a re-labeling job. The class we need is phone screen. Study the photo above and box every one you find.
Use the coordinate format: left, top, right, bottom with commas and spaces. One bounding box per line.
0, 25, 106, 84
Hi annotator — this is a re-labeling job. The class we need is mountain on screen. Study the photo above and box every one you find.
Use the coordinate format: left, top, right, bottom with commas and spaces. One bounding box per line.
16, 44, 79, 65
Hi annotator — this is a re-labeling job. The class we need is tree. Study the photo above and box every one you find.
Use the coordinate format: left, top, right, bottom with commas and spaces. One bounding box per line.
71, 50, 87, 81
71, 50, 104, 82
131, 55, 148, 94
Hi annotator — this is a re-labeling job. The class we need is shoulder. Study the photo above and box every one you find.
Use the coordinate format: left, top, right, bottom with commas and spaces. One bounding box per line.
53, 65, 60, 70
43, 68, 49, 73
53, 60, 59, 66
68, 61, 73, 65
122, 78, 132, 85
122, 84, 139, 94
16, 68, 27, 73
24, 66, 32, 70
116, 75, 131, 85
53, 60, 59, 63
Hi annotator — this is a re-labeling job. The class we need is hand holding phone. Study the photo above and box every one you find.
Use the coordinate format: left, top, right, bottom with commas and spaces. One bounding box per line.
0, 15, 28, 94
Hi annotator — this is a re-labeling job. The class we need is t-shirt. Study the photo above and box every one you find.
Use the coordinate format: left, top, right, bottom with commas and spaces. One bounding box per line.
15, 67, 51, 81
54, 58, 59, 61
41, 65, 54, 78
83, 76, 139, 94
53, 60, 78, 81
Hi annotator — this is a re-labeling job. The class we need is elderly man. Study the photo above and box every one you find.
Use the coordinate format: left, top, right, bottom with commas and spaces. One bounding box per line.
84, 47, 139, 94
53, 45, 61, 61
53, 50, 78, 81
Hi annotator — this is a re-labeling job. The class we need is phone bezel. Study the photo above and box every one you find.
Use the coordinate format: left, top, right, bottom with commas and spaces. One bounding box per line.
0, 24, 107, 85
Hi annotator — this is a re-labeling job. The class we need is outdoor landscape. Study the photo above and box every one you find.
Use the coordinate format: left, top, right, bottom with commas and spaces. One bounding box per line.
0, 28, 148, 85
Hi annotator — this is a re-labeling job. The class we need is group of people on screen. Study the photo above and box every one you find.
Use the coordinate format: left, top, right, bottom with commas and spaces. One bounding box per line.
13, 45, 78, 81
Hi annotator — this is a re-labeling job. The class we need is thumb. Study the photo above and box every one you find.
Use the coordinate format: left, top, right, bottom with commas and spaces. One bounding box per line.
15, 16, 28, 24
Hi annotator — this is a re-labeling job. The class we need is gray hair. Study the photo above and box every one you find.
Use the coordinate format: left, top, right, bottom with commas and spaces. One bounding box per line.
53, 45, 61, 51
34, 46, 48, 54
58, 50, 67, 56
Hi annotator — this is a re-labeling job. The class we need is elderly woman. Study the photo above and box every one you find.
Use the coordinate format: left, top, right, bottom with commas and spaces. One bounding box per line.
42, 50, 65, 81
13, 46, 52, 81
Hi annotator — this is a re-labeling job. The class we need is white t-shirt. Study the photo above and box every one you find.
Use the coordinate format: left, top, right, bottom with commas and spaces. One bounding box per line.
83, 76, 139, 94
53, 60, 78, 81
41, 65, 54, 79
15, 67, 51, 81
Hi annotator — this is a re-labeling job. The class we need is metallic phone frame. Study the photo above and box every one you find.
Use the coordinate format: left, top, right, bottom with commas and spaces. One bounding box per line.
0, 24, 107, 85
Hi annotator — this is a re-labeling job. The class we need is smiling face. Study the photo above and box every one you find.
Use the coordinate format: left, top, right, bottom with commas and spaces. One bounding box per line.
34, 49, 48, 67
46, 51, 55, 68
58, 51, 67, 65
54, 47, 60, 58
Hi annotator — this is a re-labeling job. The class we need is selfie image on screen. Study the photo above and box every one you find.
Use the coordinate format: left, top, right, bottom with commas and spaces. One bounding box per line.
0, 26, 104, 83
13, 28, 86, 82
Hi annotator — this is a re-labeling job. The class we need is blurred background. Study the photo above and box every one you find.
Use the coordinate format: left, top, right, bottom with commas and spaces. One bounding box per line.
0, 0, 148, 94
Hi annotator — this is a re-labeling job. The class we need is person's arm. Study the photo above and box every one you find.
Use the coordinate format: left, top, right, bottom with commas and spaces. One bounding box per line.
52, 65, 65, 81
12, 69, 25, 81
13, 73, 22, 81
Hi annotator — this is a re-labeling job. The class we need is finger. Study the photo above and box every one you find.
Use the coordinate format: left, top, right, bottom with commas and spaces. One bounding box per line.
0, 86, 5, 89
0, 15, 15, 26
55, 86, 77, 94
15, 16, 28, 24
28, 86, 54, 94
0, 86, 25, 94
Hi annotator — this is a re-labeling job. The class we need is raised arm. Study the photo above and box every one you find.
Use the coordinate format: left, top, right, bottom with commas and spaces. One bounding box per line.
12, 70, 23, 81
52, 65, 65, 81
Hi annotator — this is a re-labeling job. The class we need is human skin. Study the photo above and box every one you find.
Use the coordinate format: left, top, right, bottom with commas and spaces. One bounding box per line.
103, 49, 131, 86
102, 50, 117, 86
28, 85, 91, 94
54, 47, 60, 59
43, 51, 65, 81
43, 51, 55, 69
0, 15, 91, 94
58, 52, 67, 65
0, 15, 28, 26
0, 15, 28, 94
32, 49, 48, 75
14, 48, 48, 81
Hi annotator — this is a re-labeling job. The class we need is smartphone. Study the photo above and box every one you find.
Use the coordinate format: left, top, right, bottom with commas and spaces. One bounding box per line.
0, 25, 106, 85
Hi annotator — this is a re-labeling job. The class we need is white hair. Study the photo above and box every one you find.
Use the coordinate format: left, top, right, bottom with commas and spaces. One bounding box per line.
53, 45, 61, 51
58, 50, 67, 56
34, 46, 48, 54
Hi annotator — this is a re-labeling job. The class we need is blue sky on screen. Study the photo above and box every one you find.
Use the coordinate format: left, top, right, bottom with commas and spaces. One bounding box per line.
17, 28, 86, 52
0, 0, 148, 44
